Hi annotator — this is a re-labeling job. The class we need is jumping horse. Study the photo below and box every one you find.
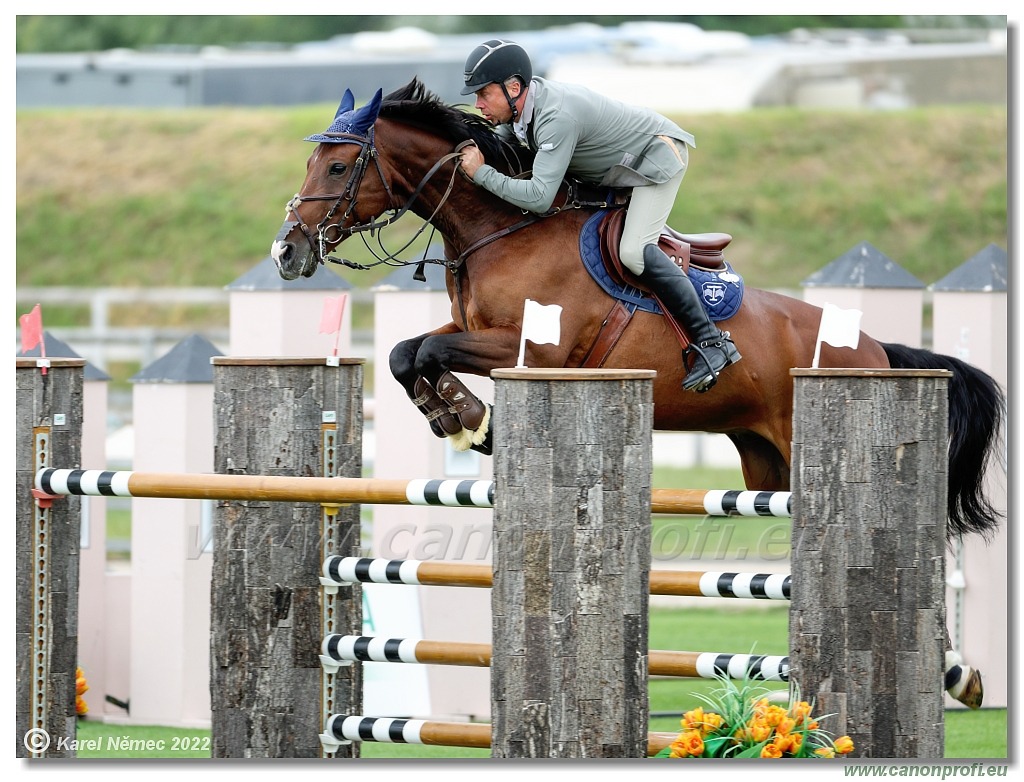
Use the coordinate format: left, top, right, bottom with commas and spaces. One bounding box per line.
270, 79, 1003, 708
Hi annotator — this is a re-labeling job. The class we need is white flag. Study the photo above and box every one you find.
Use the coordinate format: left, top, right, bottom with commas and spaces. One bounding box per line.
812, 302, 862, 368
517, 298, 562, 368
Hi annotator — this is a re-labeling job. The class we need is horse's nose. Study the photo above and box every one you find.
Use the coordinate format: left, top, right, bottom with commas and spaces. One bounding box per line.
271, 239, 293, 264
271, 239, 300, 280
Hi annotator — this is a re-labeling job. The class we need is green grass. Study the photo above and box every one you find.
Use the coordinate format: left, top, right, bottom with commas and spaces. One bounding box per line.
943, 709, 1010, 759
16, 105, 1006, 296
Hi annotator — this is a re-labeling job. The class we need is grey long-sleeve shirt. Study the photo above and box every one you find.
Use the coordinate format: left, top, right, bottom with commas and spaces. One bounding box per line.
472, 77, 695, 213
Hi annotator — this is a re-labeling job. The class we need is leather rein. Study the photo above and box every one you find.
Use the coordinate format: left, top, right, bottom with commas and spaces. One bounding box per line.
284, 128, 464, 268
285, 129, 617, 330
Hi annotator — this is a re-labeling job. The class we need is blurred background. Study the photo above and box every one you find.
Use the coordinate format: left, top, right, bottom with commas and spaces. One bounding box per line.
15, 12, 1010, 453
15, 13, 1010, 441
16, 14, 1009, 111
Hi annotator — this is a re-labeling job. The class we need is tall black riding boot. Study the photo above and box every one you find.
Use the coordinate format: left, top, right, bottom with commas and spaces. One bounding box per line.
638, 244, 741, 392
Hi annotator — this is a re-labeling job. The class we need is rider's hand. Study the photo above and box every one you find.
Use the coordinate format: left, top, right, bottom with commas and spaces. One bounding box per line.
460, 145, 484, 178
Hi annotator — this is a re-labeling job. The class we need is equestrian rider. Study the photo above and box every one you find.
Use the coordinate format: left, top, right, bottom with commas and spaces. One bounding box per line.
458, 39, 740, 392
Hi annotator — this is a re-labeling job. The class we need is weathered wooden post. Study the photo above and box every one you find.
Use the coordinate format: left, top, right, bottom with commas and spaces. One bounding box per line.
17, 358, 84, 758
489, 367, 654, 758
789, 368, 948, 758
210, 357, 364, 758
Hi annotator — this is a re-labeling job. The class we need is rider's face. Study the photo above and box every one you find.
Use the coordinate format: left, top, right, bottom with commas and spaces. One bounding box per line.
474, 82, 518, 125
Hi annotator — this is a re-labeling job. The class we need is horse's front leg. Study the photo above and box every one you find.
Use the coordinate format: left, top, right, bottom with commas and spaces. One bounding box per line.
418, 326, 526, 453
390, 323, 522, 454
389, 324, 470, 443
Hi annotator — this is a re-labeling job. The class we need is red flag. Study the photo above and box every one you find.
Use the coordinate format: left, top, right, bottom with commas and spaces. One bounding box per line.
318, 294, 347, 335
19, 304, 43, 353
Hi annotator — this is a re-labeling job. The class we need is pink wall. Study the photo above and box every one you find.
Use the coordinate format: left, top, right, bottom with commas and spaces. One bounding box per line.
372, 288, 492, 719
802, 287, 924, 348
127, 383, 213, 727
933, 290, 1007, 709
77, 380, 109, 720
229, 291, 352, 358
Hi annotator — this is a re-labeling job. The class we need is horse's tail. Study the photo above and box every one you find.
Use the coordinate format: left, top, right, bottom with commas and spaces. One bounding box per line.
882, 342, 1005, 540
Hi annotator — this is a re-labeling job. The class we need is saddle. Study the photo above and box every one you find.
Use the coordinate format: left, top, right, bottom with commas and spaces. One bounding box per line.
597, 207, 732, 283
578, 209, 736, 368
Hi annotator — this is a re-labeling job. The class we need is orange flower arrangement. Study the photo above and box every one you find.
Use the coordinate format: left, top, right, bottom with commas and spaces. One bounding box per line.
75, 667, 89, 716
655, 675, 854, 759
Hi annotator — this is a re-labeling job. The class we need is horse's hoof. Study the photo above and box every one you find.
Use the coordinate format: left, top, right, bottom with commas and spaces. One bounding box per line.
945, 651, 984, 710
956, 669, 984, 710
470, 430, 493, 456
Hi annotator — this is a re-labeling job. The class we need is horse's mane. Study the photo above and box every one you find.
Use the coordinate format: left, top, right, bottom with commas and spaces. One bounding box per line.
382, 78, 533, 175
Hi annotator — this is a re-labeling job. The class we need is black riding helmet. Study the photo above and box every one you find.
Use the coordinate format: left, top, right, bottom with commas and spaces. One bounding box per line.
461, 39, 533, 121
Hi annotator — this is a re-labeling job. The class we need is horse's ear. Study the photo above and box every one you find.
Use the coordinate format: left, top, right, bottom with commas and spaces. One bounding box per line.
349, 88, 384, 135
335, 89, 356, 118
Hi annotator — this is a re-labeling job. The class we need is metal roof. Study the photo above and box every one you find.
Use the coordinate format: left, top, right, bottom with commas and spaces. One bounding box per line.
801, 241, 924, 289
129, 333, 223, 383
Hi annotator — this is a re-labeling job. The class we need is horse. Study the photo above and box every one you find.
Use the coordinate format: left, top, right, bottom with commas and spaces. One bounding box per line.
270, 78, 1003, 708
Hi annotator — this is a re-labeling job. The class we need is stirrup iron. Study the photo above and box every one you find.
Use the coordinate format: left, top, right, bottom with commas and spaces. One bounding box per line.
683, 331, 737, 393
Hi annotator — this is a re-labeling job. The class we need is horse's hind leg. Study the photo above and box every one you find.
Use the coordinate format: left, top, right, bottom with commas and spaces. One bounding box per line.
945, 629, 984, 709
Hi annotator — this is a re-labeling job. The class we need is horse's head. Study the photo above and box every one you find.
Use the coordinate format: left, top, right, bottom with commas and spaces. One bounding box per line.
271, 79, 534, 280
271, 88, 394, 279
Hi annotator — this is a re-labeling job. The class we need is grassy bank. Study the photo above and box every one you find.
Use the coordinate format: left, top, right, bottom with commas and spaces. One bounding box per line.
16, 104, 1006, 294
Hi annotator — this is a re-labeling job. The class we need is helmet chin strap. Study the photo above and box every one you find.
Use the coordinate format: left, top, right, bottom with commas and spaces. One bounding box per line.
499, 82, 520, 123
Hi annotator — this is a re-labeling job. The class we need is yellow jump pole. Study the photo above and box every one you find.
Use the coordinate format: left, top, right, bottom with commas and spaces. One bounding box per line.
34, 469, 495, 508
36, 470, 791, 516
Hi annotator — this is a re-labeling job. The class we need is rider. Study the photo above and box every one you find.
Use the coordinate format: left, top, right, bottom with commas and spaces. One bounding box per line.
458, 39, 740, 392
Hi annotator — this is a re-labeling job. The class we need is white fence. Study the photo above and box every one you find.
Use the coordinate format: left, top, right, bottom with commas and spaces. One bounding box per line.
15, 286, 375, 368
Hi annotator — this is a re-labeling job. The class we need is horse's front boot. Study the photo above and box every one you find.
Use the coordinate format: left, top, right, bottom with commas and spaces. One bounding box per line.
410, 376, 464, 439
640, 243, 741, 393
435, 371, 491, 451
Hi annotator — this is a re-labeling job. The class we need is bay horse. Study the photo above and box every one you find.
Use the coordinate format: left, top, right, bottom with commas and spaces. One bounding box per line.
270, 79, 1003, 707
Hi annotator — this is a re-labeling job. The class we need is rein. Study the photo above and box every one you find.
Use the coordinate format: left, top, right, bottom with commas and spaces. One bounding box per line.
285, 130, 465, 271
287, 129, 620, 331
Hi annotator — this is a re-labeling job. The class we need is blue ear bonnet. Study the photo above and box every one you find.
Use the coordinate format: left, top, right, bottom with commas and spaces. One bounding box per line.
305, 88, 384, 144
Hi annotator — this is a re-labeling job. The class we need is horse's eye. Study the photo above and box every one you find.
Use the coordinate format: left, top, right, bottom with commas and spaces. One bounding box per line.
329, 162, 347, 177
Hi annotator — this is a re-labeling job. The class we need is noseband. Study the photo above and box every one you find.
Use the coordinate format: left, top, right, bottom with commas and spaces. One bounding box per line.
283, 128, 396, 266
284, 128, 466, 269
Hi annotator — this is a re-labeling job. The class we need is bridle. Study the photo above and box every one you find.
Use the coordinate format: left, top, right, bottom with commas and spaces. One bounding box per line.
279, 125, 610, 330
282, 127, 466, 271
